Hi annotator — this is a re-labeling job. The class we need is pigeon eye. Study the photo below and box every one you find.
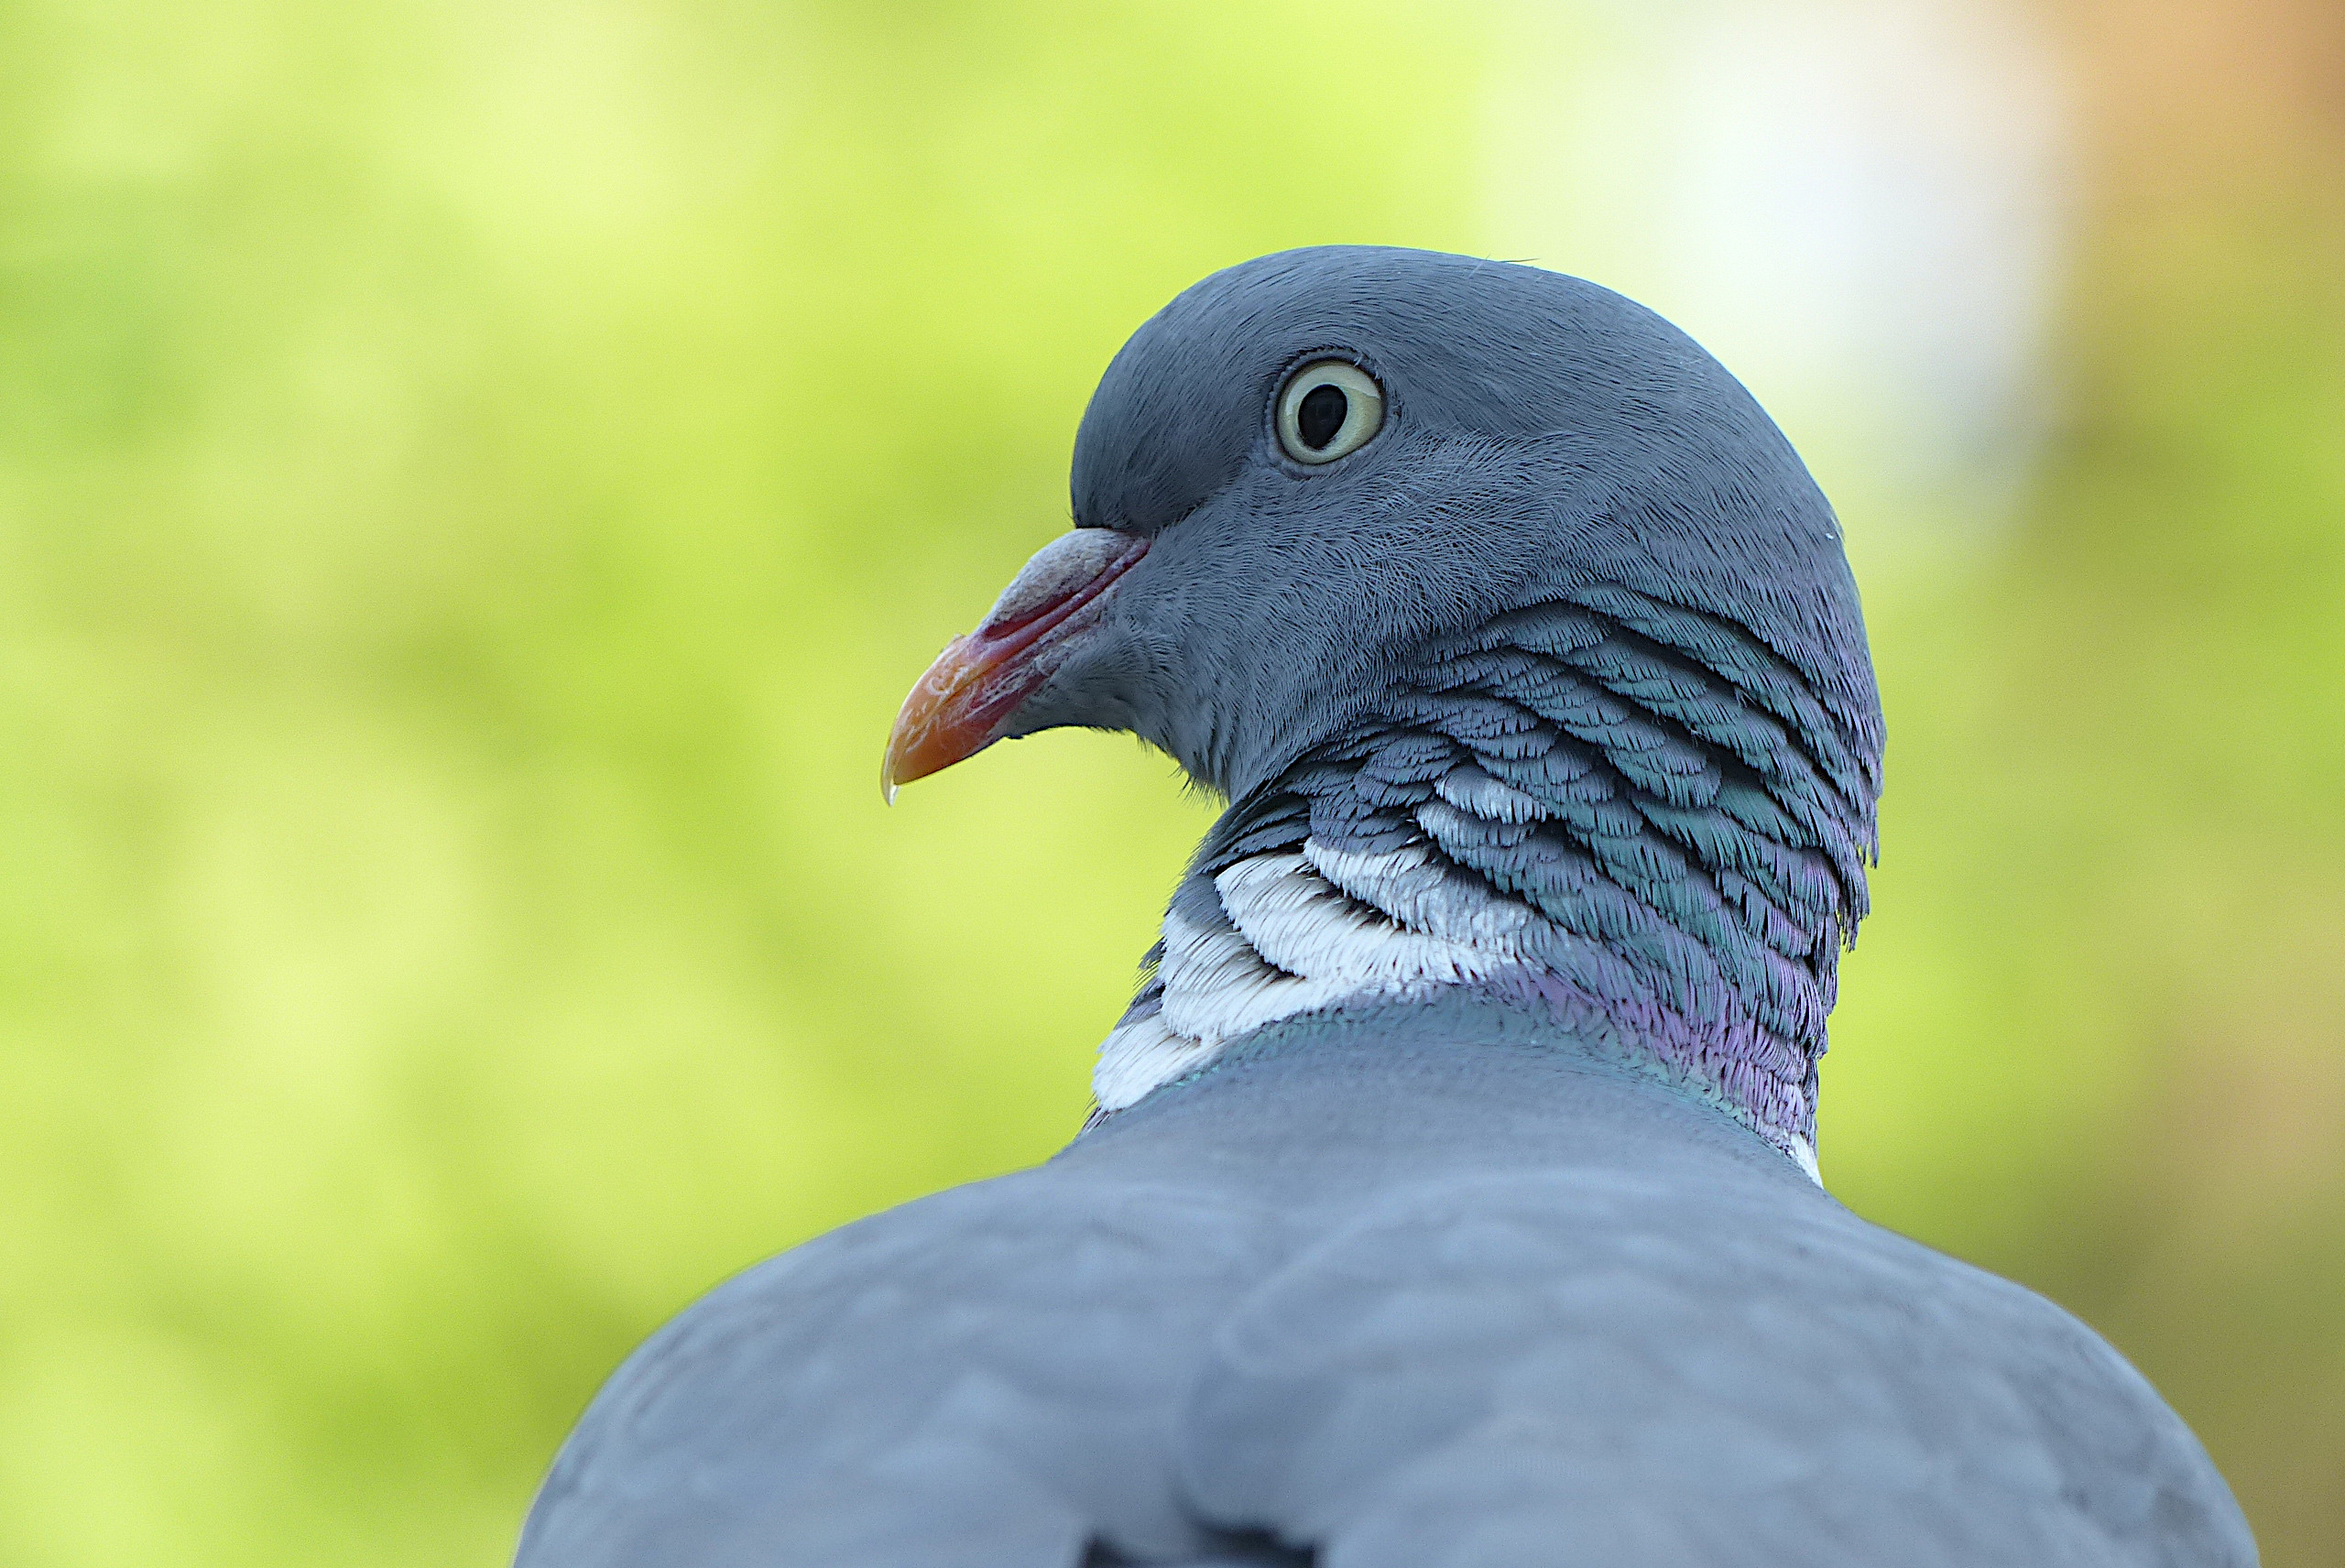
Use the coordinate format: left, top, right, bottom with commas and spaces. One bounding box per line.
1275, 360, 1383, 465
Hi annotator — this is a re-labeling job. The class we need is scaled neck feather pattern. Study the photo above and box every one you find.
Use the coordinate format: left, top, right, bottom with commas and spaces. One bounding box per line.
1094, 581, 1882, 1176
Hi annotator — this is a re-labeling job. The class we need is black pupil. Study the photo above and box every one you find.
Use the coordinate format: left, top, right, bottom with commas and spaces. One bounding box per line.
1296, 383, 1348, 451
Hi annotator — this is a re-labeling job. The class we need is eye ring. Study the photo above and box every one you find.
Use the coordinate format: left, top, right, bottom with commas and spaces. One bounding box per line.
1275, 359, 1384, 465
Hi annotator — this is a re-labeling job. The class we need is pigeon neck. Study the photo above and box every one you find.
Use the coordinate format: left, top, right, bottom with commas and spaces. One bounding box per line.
1092, 583, 1880, 1178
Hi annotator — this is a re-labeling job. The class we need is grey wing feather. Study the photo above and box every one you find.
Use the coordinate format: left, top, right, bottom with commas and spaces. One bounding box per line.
1177, 1170, 2253, 1568
518, 1175, 1285, 1568
518, 1029, 2254, 1568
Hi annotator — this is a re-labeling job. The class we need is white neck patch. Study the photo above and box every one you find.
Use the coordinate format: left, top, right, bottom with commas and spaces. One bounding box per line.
1091, 839, 1823, 1184
1093, 840, 1528, 1111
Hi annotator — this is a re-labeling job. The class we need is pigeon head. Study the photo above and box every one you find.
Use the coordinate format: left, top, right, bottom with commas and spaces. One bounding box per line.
886, 246, 1883, 1171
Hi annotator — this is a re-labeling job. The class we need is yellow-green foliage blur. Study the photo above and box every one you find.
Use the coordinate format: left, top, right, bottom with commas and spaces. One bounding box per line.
2, 2, 2339, 1564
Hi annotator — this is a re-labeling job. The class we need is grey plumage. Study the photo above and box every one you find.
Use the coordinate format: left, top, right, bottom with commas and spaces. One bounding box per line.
519, 1001, 2247, 1565
516, 248, 2254, 1564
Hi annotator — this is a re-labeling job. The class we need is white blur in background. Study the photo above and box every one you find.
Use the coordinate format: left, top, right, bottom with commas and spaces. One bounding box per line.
1480, 0, 2073, 567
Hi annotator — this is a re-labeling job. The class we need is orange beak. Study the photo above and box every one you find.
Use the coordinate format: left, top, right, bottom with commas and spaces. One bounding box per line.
882, 529, 1150, 800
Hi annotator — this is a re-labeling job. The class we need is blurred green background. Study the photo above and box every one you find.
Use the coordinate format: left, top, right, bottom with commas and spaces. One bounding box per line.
1, 0, 2339, 1563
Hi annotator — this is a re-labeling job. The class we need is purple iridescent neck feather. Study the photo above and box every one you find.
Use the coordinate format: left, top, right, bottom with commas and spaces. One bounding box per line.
1094, 578, 1883, 1169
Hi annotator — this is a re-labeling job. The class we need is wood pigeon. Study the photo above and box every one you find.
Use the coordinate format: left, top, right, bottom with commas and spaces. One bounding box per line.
514, 247, 2255, 1566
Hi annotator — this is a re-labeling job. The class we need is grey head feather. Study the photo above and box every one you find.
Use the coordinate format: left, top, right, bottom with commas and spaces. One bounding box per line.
1018, 247, 1881, 1155
1035, 246, 1879, 804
